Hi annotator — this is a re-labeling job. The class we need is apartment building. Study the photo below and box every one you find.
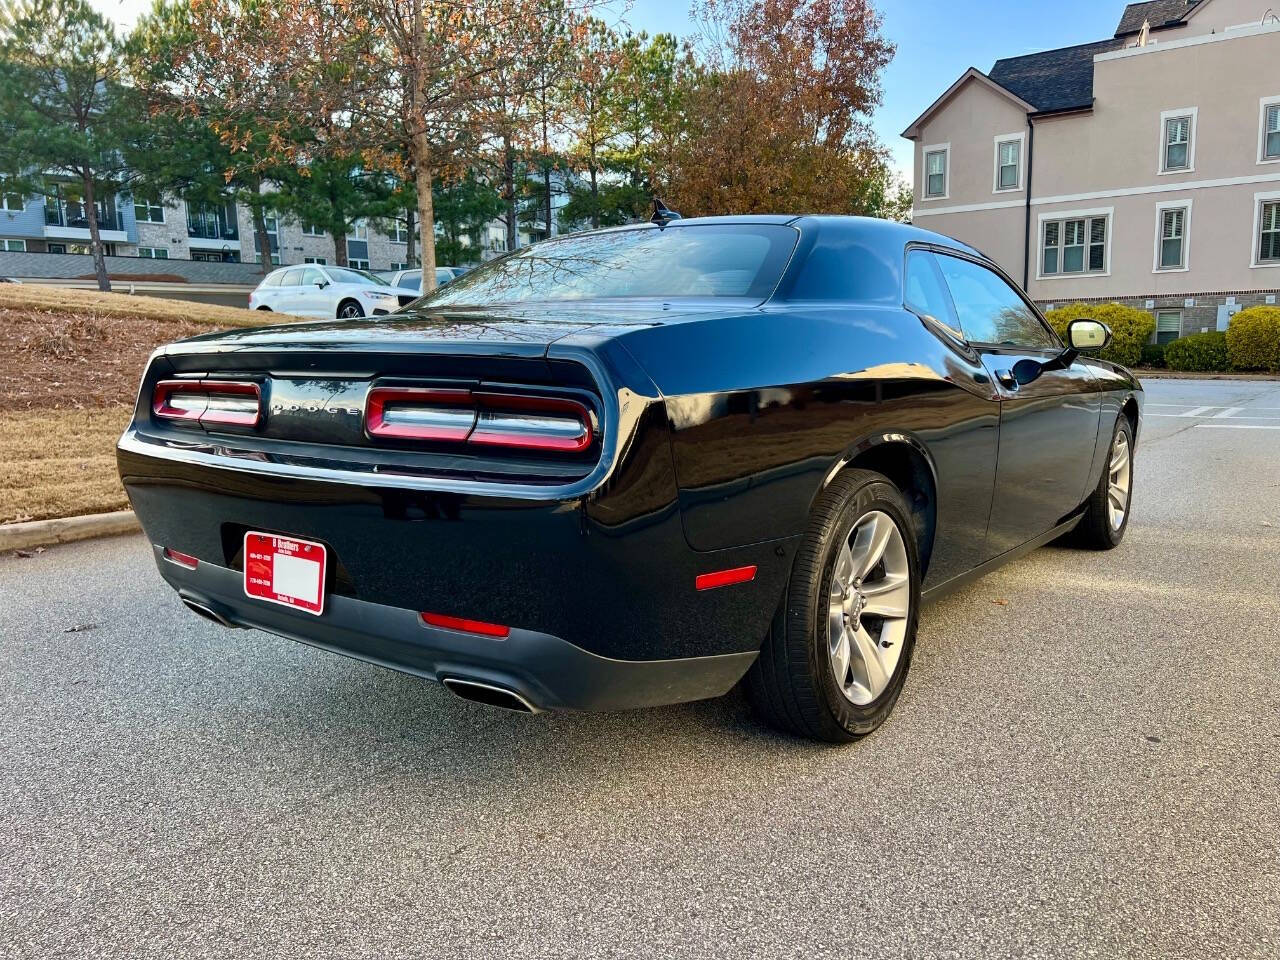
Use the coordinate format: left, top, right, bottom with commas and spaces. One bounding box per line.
1, 176, 570, 273
903, 0, 1280, 341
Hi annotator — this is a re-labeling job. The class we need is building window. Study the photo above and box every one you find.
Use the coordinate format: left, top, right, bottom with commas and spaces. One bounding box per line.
1, 186, 24, 212
923, 144, 949, 199
348, 220, 368, 240
392, 223, 409, 243
255, 253, 281, 265
1259, 200, 1280, 264
1041, 213, 1109, 277
994, 135, 1022, 192
301, 221, 325, 237
3, 239, 26, 251
1154, 311, 1181, 345
348, 258, 370, 270
1155, 203, 1190, 271
1160, 110, 1195, 173
138, 246, 169, 259
134, 198, 165, 223
1262, 99, 1280, 163
303, 256, 326, 264
389, 261, 408, 271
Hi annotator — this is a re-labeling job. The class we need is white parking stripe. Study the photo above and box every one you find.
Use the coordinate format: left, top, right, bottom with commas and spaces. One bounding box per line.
1146, 413, 1280, 420
1214, 407, 1244, 418
1196, 424, 1280, 430
1178, 406, 1216, 417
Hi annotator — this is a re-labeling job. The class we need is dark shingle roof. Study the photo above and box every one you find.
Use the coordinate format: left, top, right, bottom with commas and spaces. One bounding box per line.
1114, 0, 1200, 37
988, 39, 1122, 114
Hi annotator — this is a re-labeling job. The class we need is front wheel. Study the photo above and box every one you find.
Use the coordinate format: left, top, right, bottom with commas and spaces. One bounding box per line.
1076, 414, 1134, 549
746, 469, 921, 743
337, 299, 364, 319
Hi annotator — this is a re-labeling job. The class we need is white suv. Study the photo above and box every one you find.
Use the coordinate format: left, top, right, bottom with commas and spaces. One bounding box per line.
248, 265, 407, 318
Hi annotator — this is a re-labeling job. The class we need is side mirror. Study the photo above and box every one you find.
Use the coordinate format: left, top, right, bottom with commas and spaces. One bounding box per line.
316, 280, 328, 289
1067, 319, 1111, 351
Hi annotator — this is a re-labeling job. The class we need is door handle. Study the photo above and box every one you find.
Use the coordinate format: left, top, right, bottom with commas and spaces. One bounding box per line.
995, 369, 1019, 391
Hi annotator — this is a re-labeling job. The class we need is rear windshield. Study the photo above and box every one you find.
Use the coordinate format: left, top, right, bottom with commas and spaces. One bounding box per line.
421, 223, 798, 306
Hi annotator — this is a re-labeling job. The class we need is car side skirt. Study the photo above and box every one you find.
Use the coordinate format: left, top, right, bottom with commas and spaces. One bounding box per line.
920, 512, 1085, 606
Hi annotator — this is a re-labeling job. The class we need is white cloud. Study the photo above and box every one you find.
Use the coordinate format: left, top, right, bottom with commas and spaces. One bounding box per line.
88, 0, 151, 31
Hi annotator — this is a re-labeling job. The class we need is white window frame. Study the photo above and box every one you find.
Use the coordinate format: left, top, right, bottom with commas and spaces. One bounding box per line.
303, 256, 327, 264
922, 143, 950, 201
4, 238, 27, 251
1, 189, 25, 212
390, 261, 408, 270
133, 198, 165, 224
1158, 107, 1197, 175
301, 221, 325, 237
992, 132, 1025, 194
1037, 207, 1114, 280
392, 223, 409, 244
1253, 190, 1280, 268
1259, 96, 1280, 165
1152, 199, 1193, 273
348, 258, 370, 270
1153, 310, 1182, 344
137, 246, 169, 259
347, 220, 368, 241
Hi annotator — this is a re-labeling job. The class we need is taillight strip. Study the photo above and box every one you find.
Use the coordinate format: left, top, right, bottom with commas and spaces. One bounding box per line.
365, 387, 594, 453
153, 379, 261, 428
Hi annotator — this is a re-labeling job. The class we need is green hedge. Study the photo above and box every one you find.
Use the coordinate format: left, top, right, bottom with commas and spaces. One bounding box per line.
1140, 343, 1166, 368
1225, 306, 1280, 371
1164, 331, 1229, 372
1043, 302, 1155, 368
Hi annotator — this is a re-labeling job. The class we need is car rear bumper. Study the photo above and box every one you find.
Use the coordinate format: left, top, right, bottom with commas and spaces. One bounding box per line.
152, 544, 758, 712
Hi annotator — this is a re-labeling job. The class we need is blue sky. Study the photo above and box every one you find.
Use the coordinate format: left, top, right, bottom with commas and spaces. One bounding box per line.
622, 0, 1128, 180
95, 0, 1127, 183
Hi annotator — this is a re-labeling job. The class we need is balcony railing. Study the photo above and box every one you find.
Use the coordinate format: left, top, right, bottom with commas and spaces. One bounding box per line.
187, 211, 239, 241
44, 199, 120, 232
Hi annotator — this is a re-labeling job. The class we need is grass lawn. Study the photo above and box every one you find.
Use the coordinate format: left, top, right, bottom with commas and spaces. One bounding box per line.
1, 283, 283, 525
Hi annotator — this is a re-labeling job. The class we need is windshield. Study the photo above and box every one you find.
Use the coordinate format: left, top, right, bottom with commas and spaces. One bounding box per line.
421, 223, 798, 306
326, 266, 389, 286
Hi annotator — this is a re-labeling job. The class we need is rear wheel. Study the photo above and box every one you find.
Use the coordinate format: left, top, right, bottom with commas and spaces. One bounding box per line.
337, 299, 364, 319
746, 469, 920, 743
1076, 414, 1134, 549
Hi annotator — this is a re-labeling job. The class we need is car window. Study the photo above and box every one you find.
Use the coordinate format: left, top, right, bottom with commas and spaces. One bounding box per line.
933, 254, 1057, 349
260, 271, 284, 288
435, 268, 454, 285
403, 273, 421, 291
903, 250, 962, 338
301, 267, 324, 286
325, 266, 388, 285
280, 268, 304, 287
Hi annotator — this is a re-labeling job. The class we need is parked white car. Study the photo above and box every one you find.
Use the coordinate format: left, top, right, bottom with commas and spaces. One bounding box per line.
379, 267, 466, 293
249, 264, 407, 318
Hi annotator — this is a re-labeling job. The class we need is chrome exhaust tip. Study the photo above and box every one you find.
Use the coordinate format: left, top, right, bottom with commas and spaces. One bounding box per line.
442, 677, 539, 714
180, 596, 238, 629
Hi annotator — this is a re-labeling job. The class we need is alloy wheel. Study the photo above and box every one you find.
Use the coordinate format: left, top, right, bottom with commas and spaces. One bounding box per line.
827, 510, 912, 706
1107, 430, 1131, 531
339, 304, 362, 319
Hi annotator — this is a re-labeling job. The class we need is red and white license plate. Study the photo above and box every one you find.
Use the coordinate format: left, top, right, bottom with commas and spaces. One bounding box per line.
243, 532, 328, 616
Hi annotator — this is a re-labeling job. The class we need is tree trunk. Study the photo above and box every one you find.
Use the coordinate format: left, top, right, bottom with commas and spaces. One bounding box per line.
412, 131, 438, 291
543, 165, 552, 240
404, 207, 416, 267
81, 175, 111, 292
251, 204, 273, 274
589, 147, 599, 229
333, 232, 348, 268
503, 136, 517, 253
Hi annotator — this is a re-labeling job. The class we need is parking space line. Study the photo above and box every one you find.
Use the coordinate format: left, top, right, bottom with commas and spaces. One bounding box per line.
1178, 406, 1216, 417
1196, 424, 1280, 430
1214, 407, 1244, 418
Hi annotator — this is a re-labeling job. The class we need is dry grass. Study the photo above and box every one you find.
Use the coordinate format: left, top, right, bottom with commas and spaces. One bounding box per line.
0, 285, 292, 525
0, 282, 267, 328
1, 408, 132, 524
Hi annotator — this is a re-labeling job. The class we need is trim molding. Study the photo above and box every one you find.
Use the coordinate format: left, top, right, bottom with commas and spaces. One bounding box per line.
1093, 20, 1280, 62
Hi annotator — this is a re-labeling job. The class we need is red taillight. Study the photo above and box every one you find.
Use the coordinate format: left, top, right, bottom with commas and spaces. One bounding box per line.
163, 547, 199, 569
154, 379, 261, 428
421, 612, 511, 638
366, 387, 593, 453
695, 565, 757, 591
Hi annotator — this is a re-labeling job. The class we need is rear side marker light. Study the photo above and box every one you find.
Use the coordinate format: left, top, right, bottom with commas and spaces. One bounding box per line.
163, 547, 199, 569
421, 613, 511, 638
695, 565, 758, 591
366, 387, 593, 453
154, 380, 261, 428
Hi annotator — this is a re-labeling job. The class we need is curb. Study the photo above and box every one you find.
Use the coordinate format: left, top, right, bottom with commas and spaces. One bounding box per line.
0, 510, 140, 553
1137, 371, 1280, 381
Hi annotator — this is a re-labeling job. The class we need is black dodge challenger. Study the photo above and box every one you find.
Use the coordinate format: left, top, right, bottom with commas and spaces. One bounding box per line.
118, 215, 1141, 742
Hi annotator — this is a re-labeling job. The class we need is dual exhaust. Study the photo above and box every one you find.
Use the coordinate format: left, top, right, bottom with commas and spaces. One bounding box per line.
178, 594, 539, 714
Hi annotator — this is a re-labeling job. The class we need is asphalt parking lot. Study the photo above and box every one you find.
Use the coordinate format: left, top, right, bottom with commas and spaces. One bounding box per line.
2, 377, 1278, 959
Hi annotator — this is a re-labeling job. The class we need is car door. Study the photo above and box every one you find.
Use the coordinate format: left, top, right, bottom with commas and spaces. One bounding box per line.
293, 267, 330, 316
272, 267, 307, 315
932, 251, 1102, 559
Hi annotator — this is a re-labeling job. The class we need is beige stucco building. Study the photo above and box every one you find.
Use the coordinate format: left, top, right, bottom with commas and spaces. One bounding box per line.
903, 0, 1280, 341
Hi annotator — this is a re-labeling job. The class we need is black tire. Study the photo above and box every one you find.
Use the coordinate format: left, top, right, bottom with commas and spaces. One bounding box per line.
1076, 414, 1134, 550
746, 469, 921, 743
337, 299, 364, 319
256, 305, 272, 311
